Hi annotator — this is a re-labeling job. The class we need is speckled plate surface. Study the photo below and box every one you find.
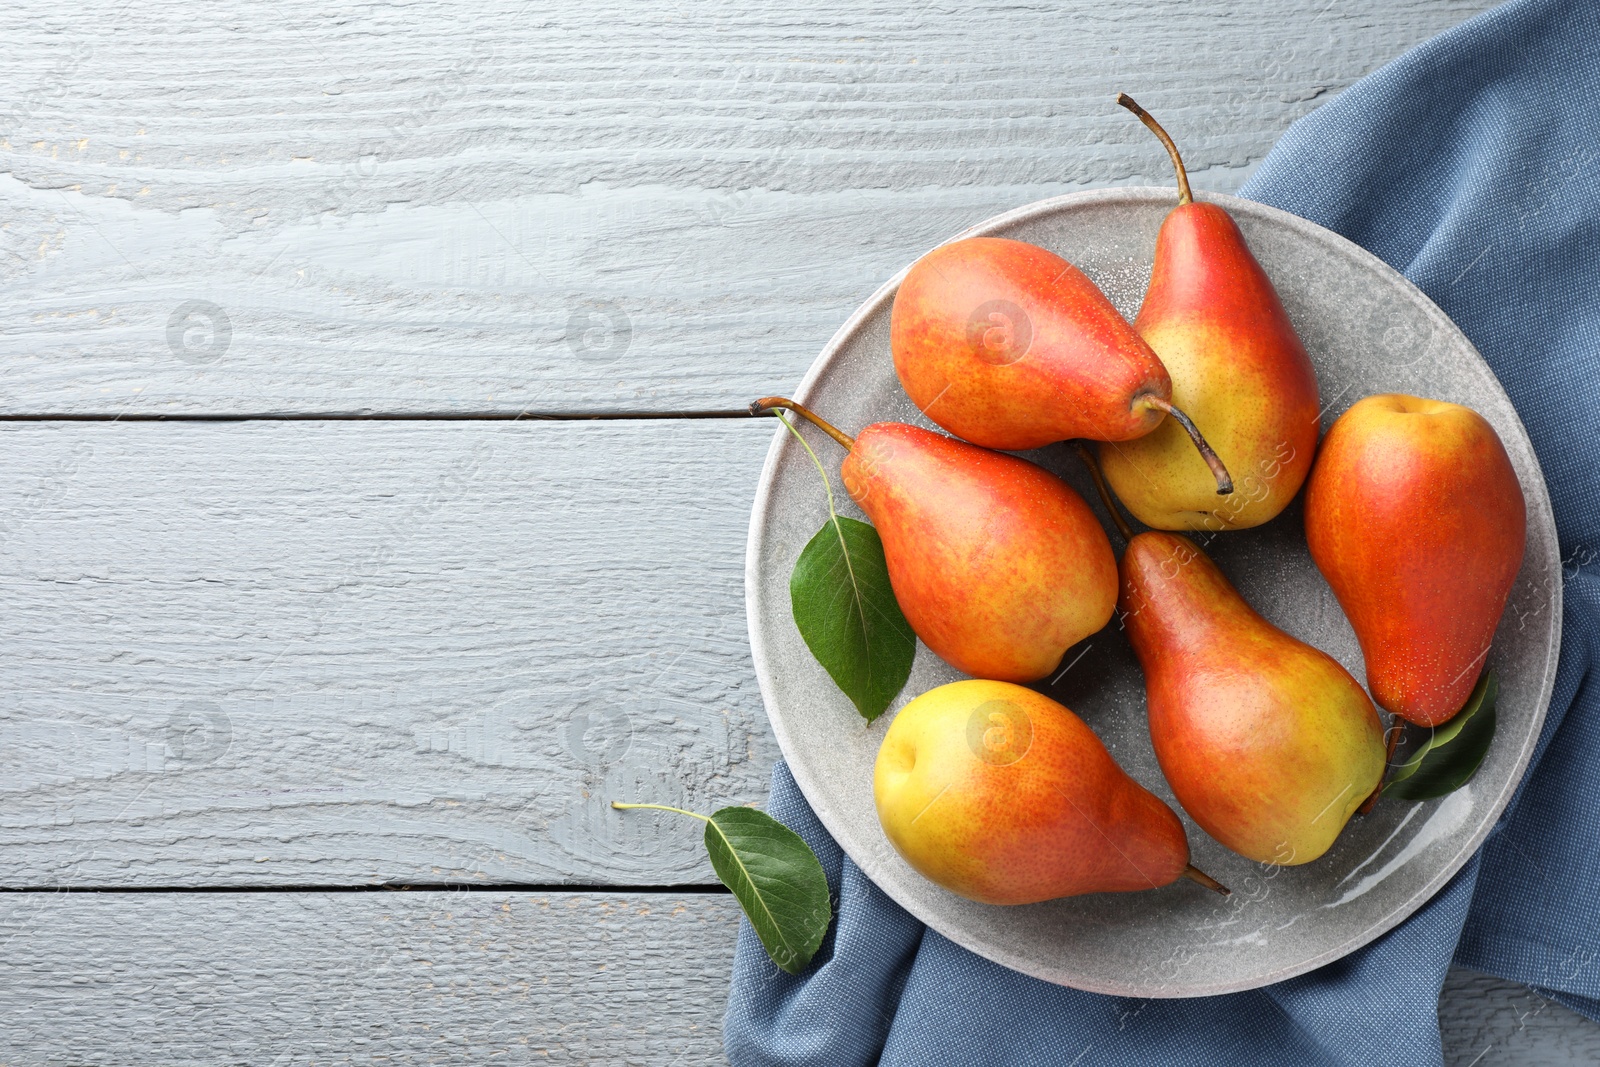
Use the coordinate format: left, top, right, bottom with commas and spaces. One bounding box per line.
744, 188, 1560, 997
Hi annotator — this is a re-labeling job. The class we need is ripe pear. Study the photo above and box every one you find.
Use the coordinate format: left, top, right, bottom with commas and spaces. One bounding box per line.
1099, 95, 1319, 531
1121, 532, 1386, 865
874, 680, 1224, 904
756, 399, 1118, 683
1305, 394, 1526, 726
890, 236, 1235, 494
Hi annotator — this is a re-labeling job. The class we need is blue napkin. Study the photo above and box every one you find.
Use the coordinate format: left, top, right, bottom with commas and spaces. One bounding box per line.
725, 1, 1600, 1062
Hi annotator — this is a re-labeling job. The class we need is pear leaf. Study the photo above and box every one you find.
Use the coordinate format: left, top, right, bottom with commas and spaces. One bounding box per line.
1384, 670, 1498, 802
703, 806, 833, 975
611, 802, 833, 976
790, 516, 915, 722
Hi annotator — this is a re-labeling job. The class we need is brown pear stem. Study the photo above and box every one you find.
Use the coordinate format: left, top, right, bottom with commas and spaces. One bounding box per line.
1117, 93, 1191, 206
1357, 715, 1407, 816
1183, 864, 1231, 896
749, 397, 855, 452
1141, 396, 1233, 495
1073, 442, 1135, 543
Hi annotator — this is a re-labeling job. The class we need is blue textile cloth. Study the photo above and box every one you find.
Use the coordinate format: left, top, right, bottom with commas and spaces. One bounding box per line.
725, 1, 1600, 1062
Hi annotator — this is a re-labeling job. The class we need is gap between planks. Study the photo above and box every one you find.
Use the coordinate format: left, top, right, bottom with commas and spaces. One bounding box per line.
0, 883, 732, 894
0, 409, 758, 422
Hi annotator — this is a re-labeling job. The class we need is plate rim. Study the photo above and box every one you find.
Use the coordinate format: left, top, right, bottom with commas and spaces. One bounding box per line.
743, 186, 1562, 996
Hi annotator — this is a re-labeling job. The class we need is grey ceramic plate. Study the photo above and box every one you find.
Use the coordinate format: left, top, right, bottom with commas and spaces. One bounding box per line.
744, 188, 1560, 997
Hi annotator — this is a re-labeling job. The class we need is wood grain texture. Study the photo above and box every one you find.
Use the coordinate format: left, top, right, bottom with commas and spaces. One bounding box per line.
0, 418, 779, 886
0, 890, 744, 1064
0, 0, 1494, 415
0, 892, 1592, 1064
1441, 969, 1600, 1067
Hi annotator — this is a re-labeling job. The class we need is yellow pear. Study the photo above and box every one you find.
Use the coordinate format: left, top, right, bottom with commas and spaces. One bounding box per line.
874, 680, 1225, 904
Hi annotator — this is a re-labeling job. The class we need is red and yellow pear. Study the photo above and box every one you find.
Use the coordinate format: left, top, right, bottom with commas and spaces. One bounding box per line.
890, 236, 1234, 494
874, 679, 1226, 904
1121, 532, 1386, 865
1098, 95, 1320, 531
755, 398, 1118, 683
1305, 394, 1526, 726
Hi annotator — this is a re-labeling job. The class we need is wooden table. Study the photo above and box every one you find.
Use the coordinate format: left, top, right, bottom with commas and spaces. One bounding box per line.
3, 1, 1598, 1062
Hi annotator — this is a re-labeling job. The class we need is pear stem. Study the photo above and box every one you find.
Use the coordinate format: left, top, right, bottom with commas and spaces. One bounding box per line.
1141, 396, 1233, 495
1117, 93, 1191, 206
1073, 442, 1135, 543
750, 396, 855, 452
1183, 864, 1231, 896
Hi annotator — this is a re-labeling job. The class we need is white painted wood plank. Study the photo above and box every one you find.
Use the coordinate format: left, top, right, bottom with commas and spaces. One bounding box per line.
1441, 968, 1600, 1067
0, 891, 743, 1064
0, 419, 778, 885
0, 892, 1591, 1064
0, 0, 1493, 414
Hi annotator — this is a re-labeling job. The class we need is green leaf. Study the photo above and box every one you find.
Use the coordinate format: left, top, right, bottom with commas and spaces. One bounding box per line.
703, 806, 833, 975
790, 516, 915, 722
1385, 670, 1499, 802
611, 801, 833, 974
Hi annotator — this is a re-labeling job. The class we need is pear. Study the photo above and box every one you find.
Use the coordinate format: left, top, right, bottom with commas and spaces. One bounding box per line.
1121, 532, 1385, 865
874, 679, 1226, 904
755, 398, 1118, 683
1099, 95, 1320, 531
1305, 395, 1526, 726
890, 235, 1234, 494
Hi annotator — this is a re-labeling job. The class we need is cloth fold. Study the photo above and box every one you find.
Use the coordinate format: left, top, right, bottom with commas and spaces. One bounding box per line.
728, 1, 1600, 1061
